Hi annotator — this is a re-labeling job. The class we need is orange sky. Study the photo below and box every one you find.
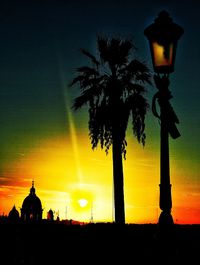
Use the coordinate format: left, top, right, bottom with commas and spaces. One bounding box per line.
0, 125, 199, 224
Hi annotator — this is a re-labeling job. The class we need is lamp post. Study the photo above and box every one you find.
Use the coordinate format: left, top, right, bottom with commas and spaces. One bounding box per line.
144, 11, 184, 225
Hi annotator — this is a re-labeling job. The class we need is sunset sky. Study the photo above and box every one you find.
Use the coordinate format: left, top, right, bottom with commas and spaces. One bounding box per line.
0, 0, 199, 224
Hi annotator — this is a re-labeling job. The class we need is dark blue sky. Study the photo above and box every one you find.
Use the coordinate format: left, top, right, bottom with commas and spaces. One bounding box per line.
0, 0, 199, 177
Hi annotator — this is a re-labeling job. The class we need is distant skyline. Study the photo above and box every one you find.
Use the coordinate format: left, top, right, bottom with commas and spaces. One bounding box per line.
0, 0, 199, 224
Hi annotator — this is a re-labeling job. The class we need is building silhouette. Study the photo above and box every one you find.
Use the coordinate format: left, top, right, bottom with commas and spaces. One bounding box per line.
8, 205, 20, 222
47, 208, 54, 221
20, 181, 43, 222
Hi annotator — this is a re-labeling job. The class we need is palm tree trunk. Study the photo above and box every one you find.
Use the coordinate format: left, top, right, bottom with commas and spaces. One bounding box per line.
112, 131, 125, 224
110, 72, 125, 224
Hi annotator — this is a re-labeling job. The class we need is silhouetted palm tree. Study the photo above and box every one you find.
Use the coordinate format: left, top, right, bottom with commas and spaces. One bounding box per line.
69, 36, 152, 224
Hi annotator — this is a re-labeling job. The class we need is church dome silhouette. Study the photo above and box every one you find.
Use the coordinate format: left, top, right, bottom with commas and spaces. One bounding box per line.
8, 205, 19, 221
21, 181, 43, 221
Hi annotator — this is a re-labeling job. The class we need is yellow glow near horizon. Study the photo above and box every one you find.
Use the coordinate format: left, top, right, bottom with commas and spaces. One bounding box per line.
0, 132, 200, 224
0, 135, 113, 222
0, 133, 159, 223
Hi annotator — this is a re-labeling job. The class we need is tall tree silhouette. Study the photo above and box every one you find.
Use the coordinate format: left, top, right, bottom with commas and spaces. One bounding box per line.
69, 36, 152, 224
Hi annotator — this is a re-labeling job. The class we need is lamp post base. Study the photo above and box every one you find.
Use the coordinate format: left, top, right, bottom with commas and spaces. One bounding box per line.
158, 210, 174, 226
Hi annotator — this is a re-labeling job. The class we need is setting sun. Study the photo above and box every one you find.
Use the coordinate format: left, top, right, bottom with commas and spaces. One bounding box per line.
78, 198, 88, 208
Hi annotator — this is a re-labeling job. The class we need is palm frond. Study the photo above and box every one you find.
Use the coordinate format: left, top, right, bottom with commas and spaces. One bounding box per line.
124, 59, 147, 73
119, 60, 152, 85
88, 97, 113, 153
72, 94, 89, 110
123, 82, 147, 95
129, 94, 149, 146
135, 72, 152, 85
68, 75, 86, 87
97, 36, 109, 63
117, 39, 135, 65
72, 83, 103, 110
76, 66, 99, 76
80, 48, 100, 66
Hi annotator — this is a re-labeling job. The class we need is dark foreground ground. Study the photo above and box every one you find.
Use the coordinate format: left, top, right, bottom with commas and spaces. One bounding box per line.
0, 221, 199, 265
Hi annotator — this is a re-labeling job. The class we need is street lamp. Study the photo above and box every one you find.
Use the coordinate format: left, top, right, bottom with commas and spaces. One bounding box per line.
144, 11, 184, 225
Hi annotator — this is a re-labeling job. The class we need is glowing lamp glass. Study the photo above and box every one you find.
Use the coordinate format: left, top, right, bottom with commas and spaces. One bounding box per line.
152, 42, 173, 68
